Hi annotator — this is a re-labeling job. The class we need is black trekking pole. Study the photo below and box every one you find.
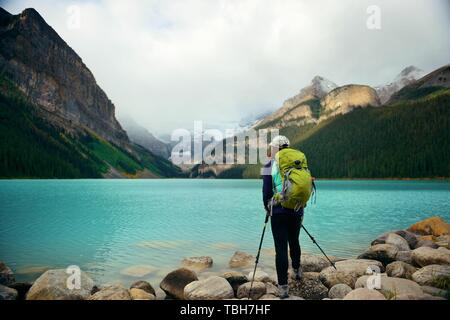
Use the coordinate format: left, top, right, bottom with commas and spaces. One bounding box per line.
301, 225, 337, 270
248, 212, 270, 300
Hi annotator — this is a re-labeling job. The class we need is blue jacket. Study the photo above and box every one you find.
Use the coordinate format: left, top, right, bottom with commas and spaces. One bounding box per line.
262, 160, 304, 215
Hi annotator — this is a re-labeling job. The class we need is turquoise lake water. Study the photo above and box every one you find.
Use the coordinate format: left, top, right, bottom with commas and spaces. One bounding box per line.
0, 179, 449, 287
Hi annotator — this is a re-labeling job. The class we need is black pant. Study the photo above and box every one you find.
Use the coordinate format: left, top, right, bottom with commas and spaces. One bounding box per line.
271, 213, 303, 285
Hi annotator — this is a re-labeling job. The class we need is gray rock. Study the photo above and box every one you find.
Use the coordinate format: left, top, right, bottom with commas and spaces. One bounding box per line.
247, 270, 275, 284
129, 288, 156, 300
184, 276, 234, 300
160, 268, 198, 300
265, 282, 279, 296
229, 251, 254, 269
343, 288, 386, 300
289, 272, 328, 300
283, 295, 305, 300
319, 259, 384, 289
26, 269, 94, 300
301, 254, 331, 272
371, 230, 417, 249
395, 250, 413, 264
0, 262, 15, 286
130, 280, 155, 295
411, 264, 450, 287
435, 234, 450, 249
328, 283, 352, 299
0, 284, 18, 300
181, 256, 213, 271
386, 261, 417, 279
236, 281, 266, 300
259, 294, 280, 300
88, 285, 131, 300
411, 246, 450, 267
358, 244, 399, 265
222, 271, 248, 295
385, 233, 410, 251
355, 274, 423, 298
414, 240, 439, 249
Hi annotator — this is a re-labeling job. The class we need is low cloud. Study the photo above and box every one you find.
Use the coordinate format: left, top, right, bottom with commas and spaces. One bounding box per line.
3, 0, 450, 133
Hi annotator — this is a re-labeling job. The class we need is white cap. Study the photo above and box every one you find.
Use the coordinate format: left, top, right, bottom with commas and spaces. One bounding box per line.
269, 135, 290, 148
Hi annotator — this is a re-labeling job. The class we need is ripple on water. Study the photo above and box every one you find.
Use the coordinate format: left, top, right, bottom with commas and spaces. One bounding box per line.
135, 240, 191, 249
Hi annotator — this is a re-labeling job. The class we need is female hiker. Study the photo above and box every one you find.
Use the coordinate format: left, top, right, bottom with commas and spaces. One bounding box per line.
262, 135, 310, 299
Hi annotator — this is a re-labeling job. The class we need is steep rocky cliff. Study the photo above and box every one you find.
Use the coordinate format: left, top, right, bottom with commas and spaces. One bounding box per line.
0, 7, 128, 148
256, 76, 337, 128
319, 85, 381, 119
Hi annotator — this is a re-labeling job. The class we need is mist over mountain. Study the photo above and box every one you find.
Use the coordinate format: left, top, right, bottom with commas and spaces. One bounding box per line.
118, 115, 171, 159
0, 7, 182, 178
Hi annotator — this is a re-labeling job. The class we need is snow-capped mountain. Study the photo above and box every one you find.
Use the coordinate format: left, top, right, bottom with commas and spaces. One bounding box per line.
255, 76, 338, 128
375, 66, 425, 104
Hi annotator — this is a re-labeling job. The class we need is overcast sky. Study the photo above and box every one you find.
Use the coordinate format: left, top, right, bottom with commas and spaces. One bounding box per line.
3, 0, 450, 134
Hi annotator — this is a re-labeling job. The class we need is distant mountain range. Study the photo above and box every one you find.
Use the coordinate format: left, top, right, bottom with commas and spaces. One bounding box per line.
1, 7, 448, 179
192, 64, 450, 179
375, 66, 425, 104
0, 7, 182, 178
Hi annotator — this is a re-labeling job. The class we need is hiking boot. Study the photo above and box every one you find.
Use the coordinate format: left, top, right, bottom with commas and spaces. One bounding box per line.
278, 284, 289, 299
293, 267, 303, 280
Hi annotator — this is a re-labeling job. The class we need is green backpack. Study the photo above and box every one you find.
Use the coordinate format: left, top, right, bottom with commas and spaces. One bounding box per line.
272, 148, 313, 211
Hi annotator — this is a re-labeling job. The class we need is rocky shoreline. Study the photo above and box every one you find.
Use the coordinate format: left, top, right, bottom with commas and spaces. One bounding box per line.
1, 216, 449, 300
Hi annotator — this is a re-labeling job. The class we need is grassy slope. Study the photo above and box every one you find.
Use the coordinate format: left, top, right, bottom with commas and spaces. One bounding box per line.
216, 89, 450, 179
0, 76, 183, 178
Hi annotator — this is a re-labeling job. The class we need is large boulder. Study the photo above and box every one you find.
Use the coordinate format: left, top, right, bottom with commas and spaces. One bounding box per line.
386, 261, 417, 279
319, 259, 384, 289
301, 254, 331, 272
129, 288, 155, 300
88, 285, 131, 300
229, 251, 254, 269
411, 246, 450, 267
0, 262, 15, 286
357, 244, 398, 265
130, 280, 155, 295
435, 234, 450, 249
395, 250, 413, 264
371, 230, 417, 249
411, 264, 450, 287
355, 274, 423, 298
26, 269, 94, 300
247, 270, 275, 284
288, 272, 328, 300
160, 268, 198, 300
265, 282, 279, 296
236, 281, 266, 300
184, 276, 234, 300
385, 233, 410, 251
222, 271, 248, 295
414, 239, 439, 249
343, 288, 386, 300
0, 284, 18, 300
181, 256, 213, 272
407, 216, 450, 237
328, 283, 352, 299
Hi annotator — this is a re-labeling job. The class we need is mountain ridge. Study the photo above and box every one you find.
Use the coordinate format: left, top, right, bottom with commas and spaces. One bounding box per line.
0, 7, 182, 178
